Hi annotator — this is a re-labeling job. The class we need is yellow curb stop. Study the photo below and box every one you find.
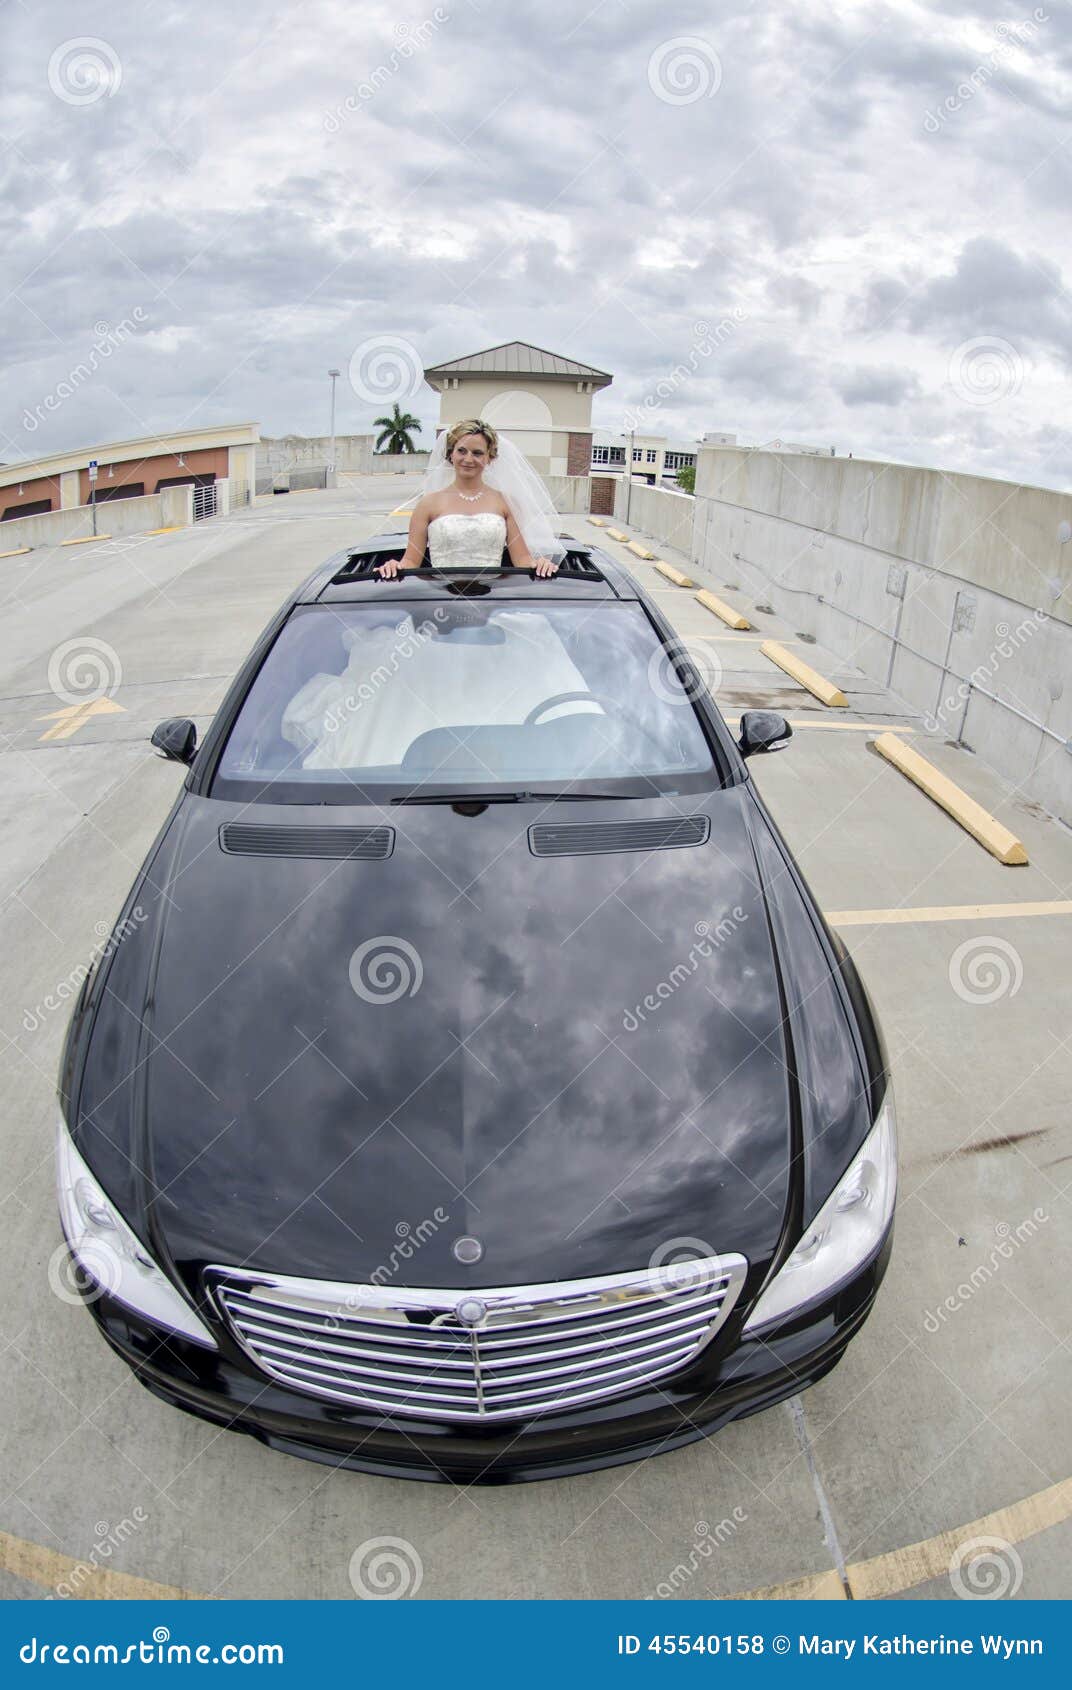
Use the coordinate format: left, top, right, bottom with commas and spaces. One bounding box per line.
697, 588, 751, 631
873, 733, 1027, 864
587, 516, 608, 527
653, 561, 695, 588
626, 540, 656, 559
606, 528, 628, 542
0, 546, 32, 558
61, 533, 113, 547
761, 640, 847, 706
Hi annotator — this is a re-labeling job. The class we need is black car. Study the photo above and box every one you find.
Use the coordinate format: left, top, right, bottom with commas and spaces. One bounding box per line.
57, 535, 895, 1484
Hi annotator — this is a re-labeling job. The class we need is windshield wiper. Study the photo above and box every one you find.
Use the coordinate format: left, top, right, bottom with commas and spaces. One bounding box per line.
390, 788, 653, 805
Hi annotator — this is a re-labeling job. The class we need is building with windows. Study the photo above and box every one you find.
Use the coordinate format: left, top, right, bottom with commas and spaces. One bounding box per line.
591, 430, 697, 485
423, 341, 613, 477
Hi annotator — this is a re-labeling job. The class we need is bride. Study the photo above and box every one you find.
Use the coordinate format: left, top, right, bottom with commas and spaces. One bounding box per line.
376, 418, 564, 577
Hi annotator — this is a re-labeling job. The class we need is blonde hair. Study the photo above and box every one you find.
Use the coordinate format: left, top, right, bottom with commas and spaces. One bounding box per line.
445, 418, 498, 461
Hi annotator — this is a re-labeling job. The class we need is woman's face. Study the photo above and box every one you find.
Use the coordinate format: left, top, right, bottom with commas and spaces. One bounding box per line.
450, 433, 490, 479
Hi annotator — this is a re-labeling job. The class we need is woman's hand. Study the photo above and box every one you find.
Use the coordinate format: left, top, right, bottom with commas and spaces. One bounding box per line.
533, 555, 559, 578
376, 558, 402, 578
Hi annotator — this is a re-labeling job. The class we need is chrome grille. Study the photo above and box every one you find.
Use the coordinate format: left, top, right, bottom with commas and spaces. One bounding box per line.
208, 1255, 748, 1423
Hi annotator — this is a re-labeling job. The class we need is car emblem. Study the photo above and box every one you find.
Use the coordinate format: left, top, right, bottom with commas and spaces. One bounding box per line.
454, 1297, 487, 1328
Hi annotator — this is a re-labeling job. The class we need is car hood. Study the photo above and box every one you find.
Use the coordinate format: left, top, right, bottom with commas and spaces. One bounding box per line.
80, 789, 806, 1296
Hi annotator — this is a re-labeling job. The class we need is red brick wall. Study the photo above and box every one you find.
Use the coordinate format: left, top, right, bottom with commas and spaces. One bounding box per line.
79, 447, 228, 504
566, 431, 592, 477
1, 476, 62, 520
589, 476, 616, 516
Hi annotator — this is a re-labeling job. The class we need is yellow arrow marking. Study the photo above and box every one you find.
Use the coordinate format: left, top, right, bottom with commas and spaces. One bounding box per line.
37, 696, 126, 741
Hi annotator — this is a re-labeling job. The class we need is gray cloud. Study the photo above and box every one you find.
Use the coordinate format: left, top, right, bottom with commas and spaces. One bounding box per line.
2, 0, 1071, 491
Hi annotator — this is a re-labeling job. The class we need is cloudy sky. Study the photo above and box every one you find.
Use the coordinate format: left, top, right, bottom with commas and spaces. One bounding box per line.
4, 0, 1072, 487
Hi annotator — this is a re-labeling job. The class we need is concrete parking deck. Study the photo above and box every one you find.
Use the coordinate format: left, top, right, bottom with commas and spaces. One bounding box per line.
1, 479, 1068, 1600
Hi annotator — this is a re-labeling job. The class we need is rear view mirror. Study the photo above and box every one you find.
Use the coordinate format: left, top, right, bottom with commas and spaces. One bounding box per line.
738, 710, 792, 758
151, 717, 198, 765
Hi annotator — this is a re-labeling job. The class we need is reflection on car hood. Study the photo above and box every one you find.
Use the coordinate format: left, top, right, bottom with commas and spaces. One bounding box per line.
78, 790, 810, 1295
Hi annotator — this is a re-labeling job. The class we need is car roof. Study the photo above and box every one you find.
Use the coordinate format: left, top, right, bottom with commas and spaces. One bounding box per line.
294, 532, 641, 605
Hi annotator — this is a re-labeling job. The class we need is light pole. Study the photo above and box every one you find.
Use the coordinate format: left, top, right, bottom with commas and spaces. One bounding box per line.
328, 368, 340, 480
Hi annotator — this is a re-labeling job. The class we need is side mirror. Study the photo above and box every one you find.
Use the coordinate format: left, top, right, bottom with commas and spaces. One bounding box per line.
151, 717, 198, 765
738, 710, 792, 758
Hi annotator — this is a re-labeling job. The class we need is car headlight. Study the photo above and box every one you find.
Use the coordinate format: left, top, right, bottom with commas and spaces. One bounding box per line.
56, 1115, 217, 1347
743, 1091, 897, 1335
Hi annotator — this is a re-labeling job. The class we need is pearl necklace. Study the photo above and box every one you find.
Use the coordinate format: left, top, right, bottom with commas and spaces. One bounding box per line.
456, 487, 485, 503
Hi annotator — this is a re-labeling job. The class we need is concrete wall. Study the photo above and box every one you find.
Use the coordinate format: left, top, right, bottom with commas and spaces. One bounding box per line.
258, 435, 374, 477
543, 475, 592, 515
613, 477, 695, 556
688, 449, 1072, 821
0, 485, 193, 549
372, 452, 431, 472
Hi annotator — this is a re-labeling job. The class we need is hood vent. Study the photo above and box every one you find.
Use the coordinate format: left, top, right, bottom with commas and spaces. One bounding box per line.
529, 815, 710, 857
219, 824, 394, 860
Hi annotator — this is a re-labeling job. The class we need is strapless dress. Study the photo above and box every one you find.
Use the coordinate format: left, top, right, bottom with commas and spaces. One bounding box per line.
427, 511, 506, 569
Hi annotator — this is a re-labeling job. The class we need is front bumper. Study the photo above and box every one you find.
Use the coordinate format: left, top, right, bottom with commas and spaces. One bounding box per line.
82, 1230, 892, 1484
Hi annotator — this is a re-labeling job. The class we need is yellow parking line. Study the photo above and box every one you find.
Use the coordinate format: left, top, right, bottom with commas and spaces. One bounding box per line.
145, 525, 184, 535
0, 1527, 203, 1601
2, 1452, 1068, 1600
726, 1473, 1072, 1601
827, 900, 1072, 926
696, 588, 751, 630
761, 639, 847, 706
848, 1473, 1072, 1600
786, 719, 916, 732
874, 732, 1027, 865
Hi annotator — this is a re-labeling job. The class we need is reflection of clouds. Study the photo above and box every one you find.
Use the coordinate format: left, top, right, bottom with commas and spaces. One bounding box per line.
76, 783, 856, 1294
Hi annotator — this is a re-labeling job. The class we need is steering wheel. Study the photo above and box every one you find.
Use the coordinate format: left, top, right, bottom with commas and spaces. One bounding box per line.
523, 691, 666, 756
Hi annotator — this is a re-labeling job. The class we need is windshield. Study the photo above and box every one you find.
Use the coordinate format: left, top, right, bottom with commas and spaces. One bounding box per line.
213, 601, 720, 799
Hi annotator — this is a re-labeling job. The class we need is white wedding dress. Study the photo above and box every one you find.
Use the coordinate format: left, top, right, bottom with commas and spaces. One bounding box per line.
426, 510, 507, 569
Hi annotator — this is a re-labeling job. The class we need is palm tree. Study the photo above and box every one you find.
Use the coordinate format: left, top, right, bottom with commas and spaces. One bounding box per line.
373, 404, 422, 454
